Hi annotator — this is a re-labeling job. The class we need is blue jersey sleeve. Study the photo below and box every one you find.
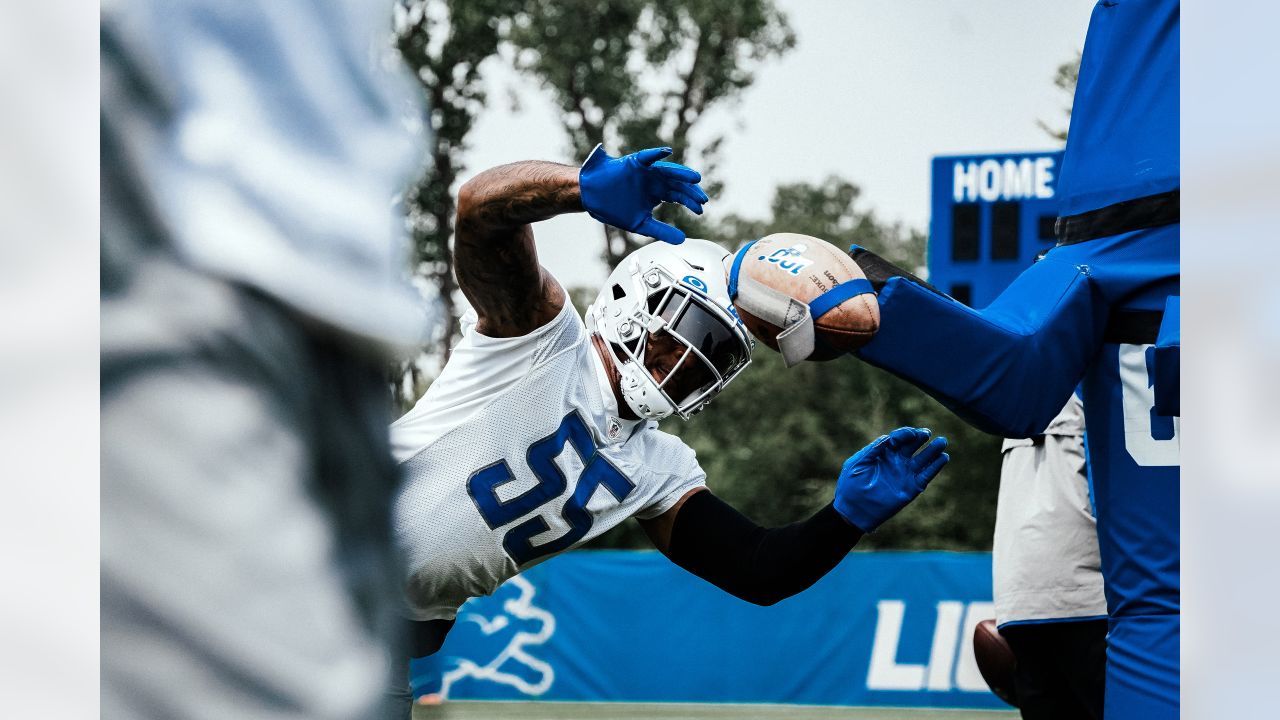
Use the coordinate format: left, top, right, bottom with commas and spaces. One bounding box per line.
854, 226, 1178, 438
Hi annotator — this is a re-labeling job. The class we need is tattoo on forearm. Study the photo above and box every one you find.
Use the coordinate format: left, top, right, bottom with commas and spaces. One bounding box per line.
464, 161, 582, 229
454, 161, 580, 335
455, 224, 547, 333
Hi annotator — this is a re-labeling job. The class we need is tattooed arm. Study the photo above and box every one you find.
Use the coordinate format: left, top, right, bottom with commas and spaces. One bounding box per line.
454, 161, 581, 337
455, 148, 709, 336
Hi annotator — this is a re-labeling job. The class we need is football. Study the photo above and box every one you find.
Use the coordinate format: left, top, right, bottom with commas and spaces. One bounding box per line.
972, 619, 1019, 708
726, 233, 879, 361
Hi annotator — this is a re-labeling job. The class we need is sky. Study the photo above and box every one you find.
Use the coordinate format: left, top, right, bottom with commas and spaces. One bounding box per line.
459, 0, 1097, 290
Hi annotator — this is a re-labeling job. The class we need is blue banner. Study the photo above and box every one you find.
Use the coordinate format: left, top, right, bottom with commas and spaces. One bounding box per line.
413, 550, 1005, 710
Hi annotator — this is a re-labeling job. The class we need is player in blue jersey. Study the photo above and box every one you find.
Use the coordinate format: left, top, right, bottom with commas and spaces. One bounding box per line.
835, 1, 1180, 717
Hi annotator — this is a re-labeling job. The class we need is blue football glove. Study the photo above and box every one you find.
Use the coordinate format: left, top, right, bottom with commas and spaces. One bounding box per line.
833, 427, 949, 533
578, 144, 710, 244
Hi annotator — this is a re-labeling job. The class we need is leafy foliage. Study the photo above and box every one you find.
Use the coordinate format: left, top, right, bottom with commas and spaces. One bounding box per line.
510, 0, 795, 265
392, 0, 522, 404
709, 176, 927, 274
1037, 50, 1081, 144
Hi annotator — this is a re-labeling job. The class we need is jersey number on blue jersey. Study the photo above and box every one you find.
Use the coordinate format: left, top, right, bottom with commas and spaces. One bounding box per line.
1119, 344, 1180, 467
466, 411, 636, 565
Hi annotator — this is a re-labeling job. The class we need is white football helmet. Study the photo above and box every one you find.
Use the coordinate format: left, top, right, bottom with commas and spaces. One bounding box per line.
586, 239, 754, 420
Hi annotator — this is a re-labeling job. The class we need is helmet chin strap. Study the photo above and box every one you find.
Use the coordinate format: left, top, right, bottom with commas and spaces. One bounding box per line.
619, 363, 675, 420
588, 331, 674, 421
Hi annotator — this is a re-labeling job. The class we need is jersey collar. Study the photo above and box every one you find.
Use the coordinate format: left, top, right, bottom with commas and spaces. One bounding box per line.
587, 338, 643, 445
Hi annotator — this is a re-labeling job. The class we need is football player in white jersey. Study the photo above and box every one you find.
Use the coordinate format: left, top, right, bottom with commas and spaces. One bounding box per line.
387, 145, 950, 711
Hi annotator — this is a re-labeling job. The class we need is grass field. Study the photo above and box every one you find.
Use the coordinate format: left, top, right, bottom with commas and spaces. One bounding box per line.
414, 701, 1017, 719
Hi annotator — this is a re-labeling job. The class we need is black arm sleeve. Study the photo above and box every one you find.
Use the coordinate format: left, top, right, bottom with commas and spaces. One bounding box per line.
666, 491, 863, 607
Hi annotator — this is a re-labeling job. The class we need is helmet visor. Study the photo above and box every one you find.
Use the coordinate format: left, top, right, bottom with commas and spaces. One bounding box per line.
646, 285, 751, 412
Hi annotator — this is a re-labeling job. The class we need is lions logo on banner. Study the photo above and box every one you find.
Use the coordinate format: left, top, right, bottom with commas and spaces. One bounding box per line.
412, 576, 557, 700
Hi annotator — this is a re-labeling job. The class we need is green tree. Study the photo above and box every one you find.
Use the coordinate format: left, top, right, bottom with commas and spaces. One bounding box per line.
510, 0, 795, 266
393, 0, 519, 405
588, 178, 1002, 551
711, 176, 927, 273
1037, 51, 1081, 144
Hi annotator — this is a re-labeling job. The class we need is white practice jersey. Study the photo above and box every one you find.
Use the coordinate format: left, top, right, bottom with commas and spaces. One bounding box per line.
992, 394, 1106, 626
391, 292, 706, 620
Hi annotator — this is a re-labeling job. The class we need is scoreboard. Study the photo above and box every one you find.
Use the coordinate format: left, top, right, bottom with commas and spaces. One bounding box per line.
927, 151, 1064, 308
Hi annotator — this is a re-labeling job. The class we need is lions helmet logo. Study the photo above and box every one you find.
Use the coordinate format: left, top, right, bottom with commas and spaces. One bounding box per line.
681, 275, 709, 294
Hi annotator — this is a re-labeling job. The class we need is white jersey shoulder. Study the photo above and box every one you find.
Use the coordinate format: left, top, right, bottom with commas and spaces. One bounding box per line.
392, 293, 705, 620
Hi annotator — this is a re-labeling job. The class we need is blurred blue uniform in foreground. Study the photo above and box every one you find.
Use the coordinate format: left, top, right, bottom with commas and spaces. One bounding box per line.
855, 1, 1180, 717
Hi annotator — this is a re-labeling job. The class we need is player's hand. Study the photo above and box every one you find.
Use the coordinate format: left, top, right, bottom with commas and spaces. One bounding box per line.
832, 427, 949, 533
579, 144, 709, 244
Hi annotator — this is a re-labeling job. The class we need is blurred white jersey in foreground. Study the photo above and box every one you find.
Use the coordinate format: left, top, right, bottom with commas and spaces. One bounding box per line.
101, 0, 430, 351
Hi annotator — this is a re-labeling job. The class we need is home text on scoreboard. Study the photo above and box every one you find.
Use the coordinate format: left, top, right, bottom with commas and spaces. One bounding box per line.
928, 151, 1064, 309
